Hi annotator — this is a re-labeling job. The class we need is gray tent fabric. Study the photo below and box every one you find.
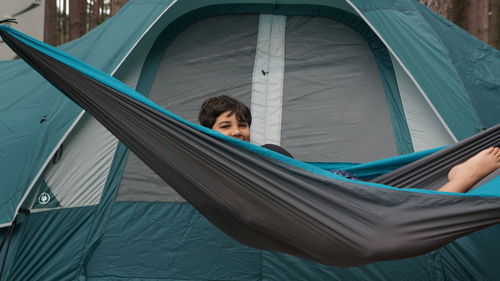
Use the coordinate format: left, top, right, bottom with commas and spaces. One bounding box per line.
116, 13, 401, 203
3, 27, 500, 267
281, 16, 398, 162
117, 14, 257, 202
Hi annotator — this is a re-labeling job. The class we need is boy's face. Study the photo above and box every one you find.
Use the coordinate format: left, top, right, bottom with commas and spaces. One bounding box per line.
212, 111, 250, 142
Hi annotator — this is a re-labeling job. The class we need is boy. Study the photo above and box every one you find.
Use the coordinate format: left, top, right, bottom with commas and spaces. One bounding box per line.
198, 95, 293, 158
198, 95, 251, 142
199, 95, 500, 193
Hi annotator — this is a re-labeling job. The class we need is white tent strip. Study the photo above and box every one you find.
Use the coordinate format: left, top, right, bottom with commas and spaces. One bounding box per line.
251, 14, 286, 146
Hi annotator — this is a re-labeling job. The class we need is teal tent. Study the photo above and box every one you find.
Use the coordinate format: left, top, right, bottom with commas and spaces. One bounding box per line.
1, 0, 499, 280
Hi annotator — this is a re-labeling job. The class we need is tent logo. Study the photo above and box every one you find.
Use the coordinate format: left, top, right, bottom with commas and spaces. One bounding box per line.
38, 193, 51, 205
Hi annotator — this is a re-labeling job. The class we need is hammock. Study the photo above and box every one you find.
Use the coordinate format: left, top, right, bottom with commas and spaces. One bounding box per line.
1, 26, 500, 267
373, 124, 500, 188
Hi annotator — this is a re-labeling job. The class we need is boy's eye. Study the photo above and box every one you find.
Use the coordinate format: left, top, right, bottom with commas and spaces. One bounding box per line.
239, 123, 248, 128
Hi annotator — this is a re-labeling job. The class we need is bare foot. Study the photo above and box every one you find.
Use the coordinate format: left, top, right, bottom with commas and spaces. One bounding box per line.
439, 147, 500, 193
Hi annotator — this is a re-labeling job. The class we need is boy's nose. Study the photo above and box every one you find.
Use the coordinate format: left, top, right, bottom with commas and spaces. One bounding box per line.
231, 127, 241, 137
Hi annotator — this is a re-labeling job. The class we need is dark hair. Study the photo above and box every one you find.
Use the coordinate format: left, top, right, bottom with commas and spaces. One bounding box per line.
198, 95, 252, 128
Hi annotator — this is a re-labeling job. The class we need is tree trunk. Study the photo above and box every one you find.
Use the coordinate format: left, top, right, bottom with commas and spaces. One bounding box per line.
111, 0, 129, 16
489, 0, 499, 48
44, 0, 58, 45
100, 0, 106, 23
463, 0, 490, 43
420, 0, 456, 20
420, 0, 499, 49
90, 0, 101, 29
69, 0, 86, 41
59, 0, 68, 44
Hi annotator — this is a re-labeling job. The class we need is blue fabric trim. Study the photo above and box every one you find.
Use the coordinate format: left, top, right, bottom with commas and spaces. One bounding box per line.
2, 25, 498, 197
309, 146, 443, 179
468, 175, 500, 196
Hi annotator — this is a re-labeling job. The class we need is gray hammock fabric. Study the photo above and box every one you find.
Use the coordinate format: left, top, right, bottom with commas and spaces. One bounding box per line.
2, 27, 500, 267
373, 124, 500, 188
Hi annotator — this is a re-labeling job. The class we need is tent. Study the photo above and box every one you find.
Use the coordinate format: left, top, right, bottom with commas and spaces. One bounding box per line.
1, 0, 499, 280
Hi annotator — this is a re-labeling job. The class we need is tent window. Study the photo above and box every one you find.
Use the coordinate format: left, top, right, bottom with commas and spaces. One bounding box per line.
116, 15, 258, 202
116, 13, 400, 201
281, 16, 398, 162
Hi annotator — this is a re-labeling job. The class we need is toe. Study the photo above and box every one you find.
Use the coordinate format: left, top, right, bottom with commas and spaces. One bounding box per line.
484, 147, 494, 155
